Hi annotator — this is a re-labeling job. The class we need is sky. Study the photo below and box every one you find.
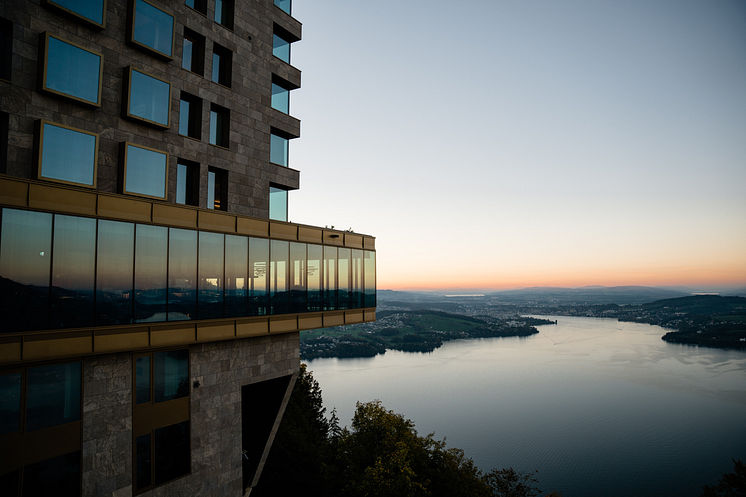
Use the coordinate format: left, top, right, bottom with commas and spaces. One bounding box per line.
286, 0, 746, 292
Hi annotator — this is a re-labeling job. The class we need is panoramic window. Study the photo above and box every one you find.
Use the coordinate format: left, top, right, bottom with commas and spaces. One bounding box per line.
125, 67, 171, 127
271, 81, 290, 114
198, 231, 224, 319
207, 166, 227, 210
181, 29, 204, 75
41, 33, 102, 106
130, 0, 174, 59
225, 235, 248, 318
209, 103, 229, 148
179, 92, 202, 139
214, 0, 234, 29
96, 220, 135, 326
272, 33, 290, 64
211, 43, 232, 87
274, 0, 291, 15
134, 224, 167, 323
185, 0, 206, 16
1, 17, 12, 81
168, 228, 198, 320
269, 186, 288, 222
37, 120, 98, 187
270, 240, 289, 314
123, 142, 168, 199
176, 159, 199, 206
42, 0, 106, 28
270, 132, 288, 167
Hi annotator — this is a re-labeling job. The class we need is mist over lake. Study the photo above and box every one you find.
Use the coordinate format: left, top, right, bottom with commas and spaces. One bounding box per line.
307, 316, 746, 497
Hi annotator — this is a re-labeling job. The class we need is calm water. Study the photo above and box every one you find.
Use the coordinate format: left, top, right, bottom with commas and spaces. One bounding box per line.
306, 316, 746, 497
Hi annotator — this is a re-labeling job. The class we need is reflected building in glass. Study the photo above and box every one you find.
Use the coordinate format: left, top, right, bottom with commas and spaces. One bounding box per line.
0, 0, 375, 495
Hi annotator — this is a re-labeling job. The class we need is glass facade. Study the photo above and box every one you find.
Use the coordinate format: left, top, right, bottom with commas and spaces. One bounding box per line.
132, 0, 174, 58
270, 133, 288, 167
39, 121, 97, 187
271, 83, 289, 113
272, 34, 290, 64
46, 0, 105, 27
127, 68, 170, 127
124, 143, 168, 199
26, 362, 81, 431
269, 186, 287, 221
0, 208, 376, 332
44, 35, 101, 105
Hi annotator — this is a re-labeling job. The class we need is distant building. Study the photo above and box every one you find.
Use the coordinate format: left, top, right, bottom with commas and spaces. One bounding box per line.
0, 0, 376, 495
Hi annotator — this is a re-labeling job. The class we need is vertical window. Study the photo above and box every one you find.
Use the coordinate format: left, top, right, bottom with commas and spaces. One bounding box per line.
209, 103, 229, 148
207, 167, 228, 210
123, 143, 168, 199
274, 0, 291, 15
181, 29, 204, 75
124, 67, 171, 127
176, 159, 199, 206
42, 0, 106, 29
96, 220, 135, 326
198, 231, 224, 319
168, 228, 197, 321
364, 251, 376, 307
272, 33, 290, 64
37, 120, 98, 187
185, 0, 206, 16
337, 247, 351, 310
130, 0, 174, 59
134, 224, 168, 323
306, 244, 322, 312
211, 43, 232, 87
225, 235, 248, 318
351, 249, 364, 308
270, 131, 288, 167
0, 18, 10, 82
270, 240, 289, 314
214, 0, 234, 29
179, 92, 202, 139
41, 33, 102, 106
269, 186, 288, 221
249, 237, 269, 316
26, 363, 82, 431
323, 246, 337, 311
289, 242, 306, 313
271, 81, 290, 114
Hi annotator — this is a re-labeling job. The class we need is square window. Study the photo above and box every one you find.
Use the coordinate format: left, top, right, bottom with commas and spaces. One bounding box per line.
129, 0, 174, 59
274, 0, 291, 15
211, 43, 232, 87
124, 67, 171, 128
270, 132, 288, 167
271, 81, 289, 114
214, 0, 234, 29
1, 18, 12, 82
122, 142, 168, 199
209, 103, 229, 148
179, 92, 202, 139
181, 29, 204, 75
207, 167, 227, 210
269, 186, 288, 221
42, 0, 106, 29
176, 159, 199, 206
185, 0, 206, 16
37, 120, 98, 187
273, 33, 291, 64
40, 33, 102, 106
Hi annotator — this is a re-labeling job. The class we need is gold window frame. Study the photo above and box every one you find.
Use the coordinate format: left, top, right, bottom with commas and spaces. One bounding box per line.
127, 0, 174, 61
121, 141, 170, 201
122, 66, 172, 129
35, 119, 99, 189
38, 32, 103, 107
41, 0, 108, 30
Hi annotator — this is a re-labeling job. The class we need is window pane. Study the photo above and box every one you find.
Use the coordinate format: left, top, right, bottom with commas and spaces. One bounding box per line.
45, 36, 101, 105
48, 0, 105, 25
225, 235, 247, 318
211, 51, 221, 83
337, 248, 351, 310
209, 106, 229, 148
270, 240, 288, 314
272, 34, 290, 64
128, 69, 170, 126
198, 231, 223, 319
96, 220, 134, 326
168, 228, 197, 321
249, 237, 268, 316
51, 215, 96, 328
307, 244, 322, 312
136, 356, 151, 404
270, 133, 288, 167
0, 209, 52, 332
351, 249, 364, 308
323, 246, 337, 311
154, 349, 188, 403
26, 362, 81, 432
364, 251, 376, 307
179, 99, 190, 136
269, 186, 287, 221
154, 421, 190, 485
40, 122, 96, 186
136, 434, 152, 491
0, 372, 22, 435
133, 0, 173, 57
271, 83, 289, 113
176, 161, 198, 206
274, 0, 291, 15
134, 224, 168, 323
22, 451, 81, 497
289, 242, 305, 313
182, 37, 193, 71
124, 144, 167, 198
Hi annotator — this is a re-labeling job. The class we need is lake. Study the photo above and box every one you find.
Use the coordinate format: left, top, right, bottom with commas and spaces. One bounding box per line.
306, 316, 746, 496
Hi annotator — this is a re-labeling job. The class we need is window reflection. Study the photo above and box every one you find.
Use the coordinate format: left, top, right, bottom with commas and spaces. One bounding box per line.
168, 229, 197, 321
153, 349, 188, 402
0, 372, 22, 435
249, 237, 269, 316
135, 355, 151, 404
132, 0, 174, 58
337, 248, 351, 310
134, 224, 168, 323
289, 242, 306, 313
365, 251, 376, 308
323, 246, 337, 311
306, 244, 322, 312
274, 0, 291, 15
270, 133, 288, 167
225, 235, 248, 318
46, 0, 105, 26
97, 220, 134, 325
39, 121, 97, 186
26, 362, 81, 432
273, 34, 290, 64
352, 249, 364, 309
270, 240, 289, 315
128, 69, 170, 127
124, 143, 168, 199
44, 35, 101, 105
51, 215, 96, 328
271, 83, 289, 114
269, 186, 287, 221
198, 231, 224, 319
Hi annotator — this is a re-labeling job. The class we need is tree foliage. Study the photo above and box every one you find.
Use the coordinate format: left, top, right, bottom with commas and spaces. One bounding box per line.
701, 460, 746, 497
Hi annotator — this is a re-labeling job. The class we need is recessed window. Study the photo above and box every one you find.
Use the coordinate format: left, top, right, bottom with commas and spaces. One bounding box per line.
209, 103, 229, 148
273, 33, 291, 64
124, 67, 171, 128
214, 0, 234, 29
270, 131, 288, 167
207, 167, 227, 210
269, 186, 288, 221
211, 43, 232, 87
271, 80, 290, 114
274, 0, 291, 15
37, 120, 98, 187
122, 142, 168, 199
1, 18, 12, 82
40, 33, 102, 106
179, 92, 202, 139
185, 0, 206, 16
181, 28, 204, 75
42, 0, 106, 29
176, 159, 199, 206
129, 0, 174, 59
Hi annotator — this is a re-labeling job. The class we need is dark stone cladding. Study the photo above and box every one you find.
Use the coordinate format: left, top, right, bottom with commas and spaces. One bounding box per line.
0, 0, 302, 218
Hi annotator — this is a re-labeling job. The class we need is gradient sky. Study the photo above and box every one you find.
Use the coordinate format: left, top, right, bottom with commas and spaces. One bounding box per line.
287, 0, 746, 292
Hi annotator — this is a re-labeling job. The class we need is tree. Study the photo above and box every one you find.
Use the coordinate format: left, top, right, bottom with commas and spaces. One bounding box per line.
701, 459, 746, 497
483, 467, 542, 497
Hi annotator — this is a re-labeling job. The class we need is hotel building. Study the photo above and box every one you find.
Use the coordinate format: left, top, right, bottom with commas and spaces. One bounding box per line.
0, 0, 376, 495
